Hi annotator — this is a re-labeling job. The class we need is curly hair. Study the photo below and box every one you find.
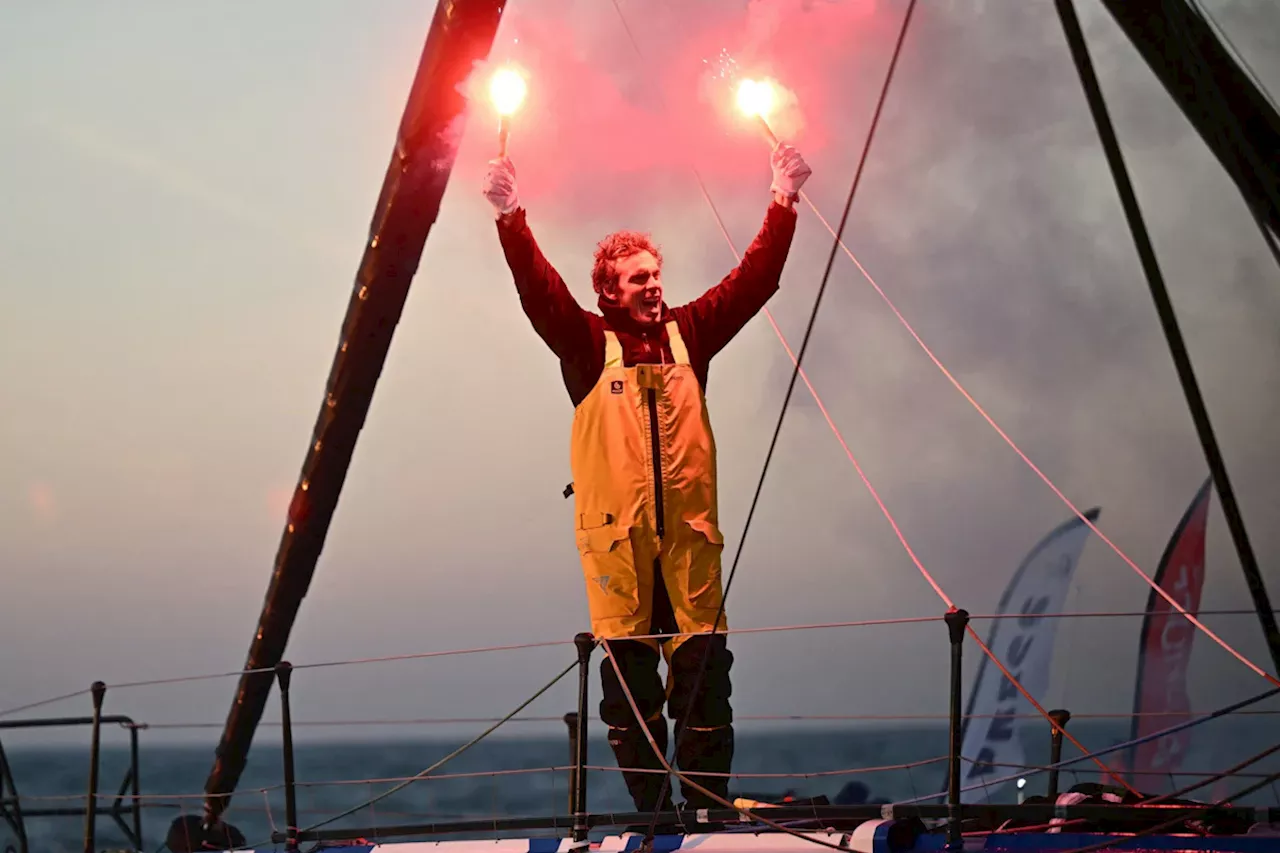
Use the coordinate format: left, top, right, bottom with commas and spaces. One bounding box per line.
591, 230, 663, 296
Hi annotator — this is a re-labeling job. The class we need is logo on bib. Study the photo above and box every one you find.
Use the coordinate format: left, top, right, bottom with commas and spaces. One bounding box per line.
595, 575, 611, 592
610, 380, 624, 394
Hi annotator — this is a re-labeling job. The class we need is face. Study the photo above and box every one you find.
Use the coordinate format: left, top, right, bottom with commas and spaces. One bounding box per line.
608, 250, 663, 325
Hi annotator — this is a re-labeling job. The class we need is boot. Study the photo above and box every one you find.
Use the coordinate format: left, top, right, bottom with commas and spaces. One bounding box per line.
608, 717, 675, 814
675, 724, 734, 816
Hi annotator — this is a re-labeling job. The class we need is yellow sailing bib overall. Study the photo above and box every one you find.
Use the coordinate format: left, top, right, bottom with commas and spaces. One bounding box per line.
570, 321, 726, 653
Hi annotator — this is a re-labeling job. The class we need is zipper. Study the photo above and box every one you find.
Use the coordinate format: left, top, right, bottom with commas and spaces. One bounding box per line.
647, 386, 665, 539
640, 330, 666, 538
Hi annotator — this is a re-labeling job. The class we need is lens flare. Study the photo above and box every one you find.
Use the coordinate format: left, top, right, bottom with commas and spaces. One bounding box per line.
736, 78, 776, 119
488, 67, 527, 117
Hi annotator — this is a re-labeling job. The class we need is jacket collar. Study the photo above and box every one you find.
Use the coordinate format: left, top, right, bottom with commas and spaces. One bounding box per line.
598, 295, 672, 336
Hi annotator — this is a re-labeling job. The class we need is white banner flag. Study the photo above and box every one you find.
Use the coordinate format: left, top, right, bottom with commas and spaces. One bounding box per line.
956, 508, 1099, 803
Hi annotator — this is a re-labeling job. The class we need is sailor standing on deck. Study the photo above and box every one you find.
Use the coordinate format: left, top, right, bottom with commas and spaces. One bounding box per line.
482, 144, 811, 814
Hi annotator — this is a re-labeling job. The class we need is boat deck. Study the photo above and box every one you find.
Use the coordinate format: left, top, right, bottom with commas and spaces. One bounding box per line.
220, 824, 1280, 853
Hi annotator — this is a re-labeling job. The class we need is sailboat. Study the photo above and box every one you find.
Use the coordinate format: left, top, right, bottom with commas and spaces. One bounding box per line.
2, 0, 1278, 851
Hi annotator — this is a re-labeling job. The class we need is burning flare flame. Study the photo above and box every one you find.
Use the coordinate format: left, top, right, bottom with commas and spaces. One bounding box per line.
488, 67, 527, 117
735, 78, 776, 119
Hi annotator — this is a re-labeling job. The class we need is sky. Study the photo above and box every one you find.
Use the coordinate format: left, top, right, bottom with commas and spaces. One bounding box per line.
1, 0, 1279, 760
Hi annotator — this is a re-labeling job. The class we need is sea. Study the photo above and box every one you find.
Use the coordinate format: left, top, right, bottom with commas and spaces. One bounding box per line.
2, 719, 1277, 853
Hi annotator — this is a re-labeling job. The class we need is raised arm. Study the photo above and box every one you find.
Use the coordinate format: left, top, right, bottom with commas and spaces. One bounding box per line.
485, 158, 593, 363
680, 144, 811, 359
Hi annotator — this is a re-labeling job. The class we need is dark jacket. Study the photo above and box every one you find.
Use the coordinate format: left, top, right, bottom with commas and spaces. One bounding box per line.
496, 201, 798, 407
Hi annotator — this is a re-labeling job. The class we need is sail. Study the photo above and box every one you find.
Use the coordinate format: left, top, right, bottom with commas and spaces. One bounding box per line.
957, 508, 1100, 803
1099, 0, 1280, 242
1126, 477, 1212, 793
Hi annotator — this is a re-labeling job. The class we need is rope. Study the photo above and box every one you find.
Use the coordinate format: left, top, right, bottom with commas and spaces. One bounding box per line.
966, 626, 1134, 794
804, 185, 1279, 686
4, 608, 1267, 720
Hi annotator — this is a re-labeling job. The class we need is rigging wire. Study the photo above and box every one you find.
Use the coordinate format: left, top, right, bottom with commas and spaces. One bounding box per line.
9, 755, 947, 810
131, 704, 1280, 730
0, 688, 92, 720
239, 656, 578, 850
23, 751, 1278, 810
793, 208, 1280, 683
5, 608, 1268, 723
797, 184, 1280, 684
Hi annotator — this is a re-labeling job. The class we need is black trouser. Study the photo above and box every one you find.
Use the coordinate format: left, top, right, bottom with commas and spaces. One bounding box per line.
599, 558, 735, 813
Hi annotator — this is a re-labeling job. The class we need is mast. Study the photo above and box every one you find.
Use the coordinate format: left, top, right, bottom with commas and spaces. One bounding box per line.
199, 0, 507, 824
1098, 0, 1280, 246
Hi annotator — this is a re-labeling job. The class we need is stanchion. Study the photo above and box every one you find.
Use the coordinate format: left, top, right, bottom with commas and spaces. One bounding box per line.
572, 634, 594, 845
563, 712, 580, 815
277, 662, 299, 853
944, 610, 969, 851
82, 681, 105, 853
1047, 709, 1071, 801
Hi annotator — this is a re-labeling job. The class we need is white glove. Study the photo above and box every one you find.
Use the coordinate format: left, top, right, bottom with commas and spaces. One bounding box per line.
769, 143, 811, 198
483, 157, 520, 216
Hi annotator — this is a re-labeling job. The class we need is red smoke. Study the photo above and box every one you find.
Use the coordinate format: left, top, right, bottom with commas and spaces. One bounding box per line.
458, 0, 897, 221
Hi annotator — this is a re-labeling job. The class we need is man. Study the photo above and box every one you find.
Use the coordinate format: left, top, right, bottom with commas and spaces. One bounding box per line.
483, 144, 811, 815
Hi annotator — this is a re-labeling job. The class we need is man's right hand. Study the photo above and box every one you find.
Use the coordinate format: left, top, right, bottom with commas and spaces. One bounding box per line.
483, 157, 520, 217
769, 143, 811, 203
